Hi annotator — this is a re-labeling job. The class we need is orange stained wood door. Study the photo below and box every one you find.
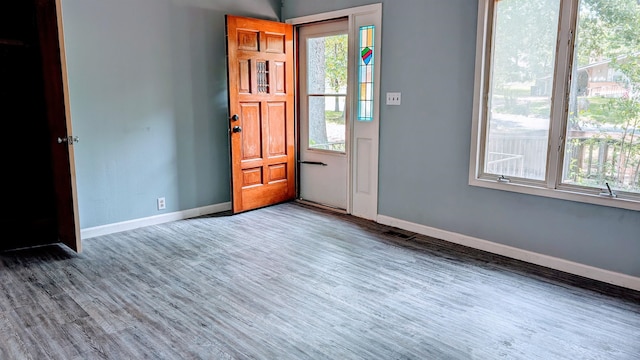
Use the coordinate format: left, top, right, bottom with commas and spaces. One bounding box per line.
225, 15, 295, 213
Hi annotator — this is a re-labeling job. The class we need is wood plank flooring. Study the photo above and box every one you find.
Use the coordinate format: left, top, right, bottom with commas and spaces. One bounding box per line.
1, 202, 639, 359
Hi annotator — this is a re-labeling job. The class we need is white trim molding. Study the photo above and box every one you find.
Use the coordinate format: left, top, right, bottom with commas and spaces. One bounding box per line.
377, 214, 640, 292
81, 202, 231, 240
285, 3, 382, 26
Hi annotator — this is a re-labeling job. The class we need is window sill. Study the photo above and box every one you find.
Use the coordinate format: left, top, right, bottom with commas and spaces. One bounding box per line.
469, 177, 640, 212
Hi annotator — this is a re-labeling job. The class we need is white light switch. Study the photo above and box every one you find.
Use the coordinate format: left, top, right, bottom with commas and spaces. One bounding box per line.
386, 92, 401, 105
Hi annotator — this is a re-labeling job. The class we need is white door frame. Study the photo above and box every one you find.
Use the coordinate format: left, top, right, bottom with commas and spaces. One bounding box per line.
287, 3, 382, 221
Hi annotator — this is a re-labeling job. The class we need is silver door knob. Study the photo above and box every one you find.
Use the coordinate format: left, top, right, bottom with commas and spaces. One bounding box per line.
57, 136, 79, 144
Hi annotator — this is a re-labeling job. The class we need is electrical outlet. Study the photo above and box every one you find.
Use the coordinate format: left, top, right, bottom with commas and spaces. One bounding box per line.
157, 197, 166, 210
386, 92, 401, 105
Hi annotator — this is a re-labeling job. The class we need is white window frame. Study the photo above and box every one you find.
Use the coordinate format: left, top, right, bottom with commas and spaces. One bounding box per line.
469, 0, 640, 212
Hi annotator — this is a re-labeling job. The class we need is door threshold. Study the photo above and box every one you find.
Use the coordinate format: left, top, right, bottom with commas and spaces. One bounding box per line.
295, 199, 348, 214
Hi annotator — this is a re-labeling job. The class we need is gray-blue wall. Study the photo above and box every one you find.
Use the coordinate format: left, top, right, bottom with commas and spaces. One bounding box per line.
61, 0, 639, 278
61, 0, 280, 228
282, 0, 640, 277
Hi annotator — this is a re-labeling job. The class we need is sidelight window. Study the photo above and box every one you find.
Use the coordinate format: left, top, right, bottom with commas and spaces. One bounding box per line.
358, 25, 375, 122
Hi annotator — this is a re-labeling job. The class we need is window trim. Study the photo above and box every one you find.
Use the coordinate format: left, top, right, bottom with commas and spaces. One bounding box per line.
469, 0, 640, 212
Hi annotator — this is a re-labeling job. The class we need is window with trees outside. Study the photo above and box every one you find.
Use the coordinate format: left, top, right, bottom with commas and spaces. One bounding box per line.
306, 32, 348, 152
470, 0, 640, 211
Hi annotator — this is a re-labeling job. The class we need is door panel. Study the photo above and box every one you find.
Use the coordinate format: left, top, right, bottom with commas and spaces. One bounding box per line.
239, 102, 262, 160
226, 15, 295, 213
267, 102, 286, 155
298, 20, 349, 210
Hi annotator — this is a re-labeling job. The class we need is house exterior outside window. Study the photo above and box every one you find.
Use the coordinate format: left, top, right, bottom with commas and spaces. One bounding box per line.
470, 0, 640, 211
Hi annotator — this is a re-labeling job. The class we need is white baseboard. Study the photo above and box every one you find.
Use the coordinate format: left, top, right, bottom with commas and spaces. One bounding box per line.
81, 202, 232, 240
377, 215, 640, 292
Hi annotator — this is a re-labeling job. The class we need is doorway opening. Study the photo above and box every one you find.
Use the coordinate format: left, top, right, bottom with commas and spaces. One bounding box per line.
298, 19, 350, 211
289, 4, 382, 220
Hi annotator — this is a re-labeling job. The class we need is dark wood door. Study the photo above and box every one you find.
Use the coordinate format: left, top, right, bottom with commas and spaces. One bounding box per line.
0, 0, 80, 252
225, 15, 295, 213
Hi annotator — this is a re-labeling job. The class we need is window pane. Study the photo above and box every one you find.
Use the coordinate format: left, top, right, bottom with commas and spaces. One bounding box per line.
563, 0, 640, 194
307, 34, 348, 152
307, 34, 348, 95
306, 32, 348, 152
308, 96, 346, 152
484, 0, 561, 180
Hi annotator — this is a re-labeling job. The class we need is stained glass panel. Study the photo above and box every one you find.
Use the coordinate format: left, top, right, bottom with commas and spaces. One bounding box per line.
358, 25, 375, 121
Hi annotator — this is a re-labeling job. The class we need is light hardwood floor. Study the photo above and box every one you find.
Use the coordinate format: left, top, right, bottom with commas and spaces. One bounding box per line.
1, 202, 639, 359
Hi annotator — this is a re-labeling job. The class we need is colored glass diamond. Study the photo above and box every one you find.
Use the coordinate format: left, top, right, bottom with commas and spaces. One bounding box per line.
361, 47, 373, 65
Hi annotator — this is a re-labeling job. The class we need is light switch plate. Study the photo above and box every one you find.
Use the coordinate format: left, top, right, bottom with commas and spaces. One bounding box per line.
386, 92, 401, 105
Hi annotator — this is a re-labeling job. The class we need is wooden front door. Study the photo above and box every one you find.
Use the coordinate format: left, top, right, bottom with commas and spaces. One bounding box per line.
0, 0, 80, 252
225, 15, 295, 213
